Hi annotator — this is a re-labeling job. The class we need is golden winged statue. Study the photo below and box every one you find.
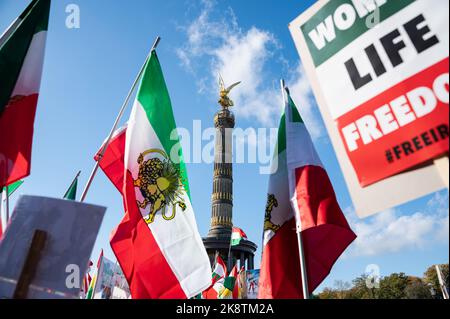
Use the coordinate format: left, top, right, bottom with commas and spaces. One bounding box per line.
218, 75, 241, 109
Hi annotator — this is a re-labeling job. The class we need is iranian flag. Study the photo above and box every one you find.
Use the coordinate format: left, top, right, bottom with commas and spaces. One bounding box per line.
258, 86, 356, 299
0, 0, 50, 188
202, 255, 227, 299
212, 255, 227, 284
231, 227, 247, 246
110, 51, 212, 299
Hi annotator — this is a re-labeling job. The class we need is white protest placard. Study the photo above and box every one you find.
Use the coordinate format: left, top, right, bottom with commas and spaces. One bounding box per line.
0, 195, 105, 299
289, 0, 449, 217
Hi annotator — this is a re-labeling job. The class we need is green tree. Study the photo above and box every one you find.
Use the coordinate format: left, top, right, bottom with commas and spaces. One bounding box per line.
317, 288, 340, 299
405, 277, 433, 299
346, 275, 377, 299
423, 264, 449, 298
377, 273, 409, 299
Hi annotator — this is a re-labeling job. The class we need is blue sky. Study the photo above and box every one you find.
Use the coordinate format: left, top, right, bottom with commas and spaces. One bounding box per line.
1, 0, 448, 292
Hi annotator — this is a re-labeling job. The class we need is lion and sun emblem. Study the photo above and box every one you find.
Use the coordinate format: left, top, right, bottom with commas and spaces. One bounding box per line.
133, 149, 187, 224
264, 194, 281, 232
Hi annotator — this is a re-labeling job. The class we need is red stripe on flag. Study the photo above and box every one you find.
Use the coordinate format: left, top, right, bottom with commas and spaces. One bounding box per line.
259, 165, 356, 299
110, 170, 187, 299
336, 58, 449, 186
95, 128, 126, 194
0, 94, 38, 188
232, 227, 247, 239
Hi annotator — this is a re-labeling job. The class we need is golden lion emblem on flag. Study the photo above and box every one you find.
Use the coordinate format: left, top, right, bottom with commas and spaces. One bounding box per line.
133, 149, 186, 224
264, 194, 280, 232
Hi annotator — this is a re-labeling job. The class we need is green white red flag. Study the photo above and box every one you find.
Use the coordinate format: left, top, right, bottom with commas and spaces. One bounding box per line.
86, 250, 103, 299
0, 0, 50, 189
0, 180, 24, 240
202, 254, 227, 299
258, 86, 356, 299
231, 226, 247, 246
109, 51, 212, 299
212, 255, 227, 284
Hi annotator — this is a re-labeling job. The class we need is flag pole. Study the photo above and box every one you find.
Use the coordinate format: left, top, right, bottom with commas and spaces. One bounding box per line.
280, 79, 310, 300
4, 185, 9, 224
0, 189, 4, 233
80, 36, 161, 202
436, 264, 449, 299
227, 229, 233, 271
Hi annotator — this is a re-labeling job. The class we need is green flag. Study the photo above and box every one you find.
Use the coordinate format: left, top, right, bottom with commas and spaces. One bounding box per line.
64, 171, 80, 200
0, 180, 24, 196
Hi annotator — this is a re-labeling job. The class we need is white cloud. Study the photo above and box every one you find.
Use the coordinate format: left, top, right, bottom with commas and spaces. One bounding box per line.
345, 191, 449, 257
176, 0, 325, 139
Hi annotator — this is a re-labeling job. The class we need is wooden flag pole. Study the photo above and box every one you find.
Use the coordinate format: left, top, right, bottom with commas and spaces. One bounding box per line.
80, 36, 161, 202
281, 79, 310, 300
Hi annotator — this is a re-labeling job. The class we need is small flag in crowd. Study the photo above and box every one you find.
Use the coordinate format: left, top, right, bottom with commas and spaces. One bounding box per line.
231, 226, 247, 246
0, 180, 24, 196
63, 171, 80, 200
0, 0, 50, 189
212, 254, 227, 284
258, 85, 356, 299
80, 260, 93, 298
0, 180, 24, 239
202, 254, 228, 299
86, 250, 103, 299
218, 265, 239, 299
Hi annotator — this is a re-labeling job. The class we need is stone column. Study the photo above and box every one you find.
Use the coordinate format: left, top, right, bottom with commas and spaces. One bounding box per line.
207, 109, 235, 239
248, 255, 254, 270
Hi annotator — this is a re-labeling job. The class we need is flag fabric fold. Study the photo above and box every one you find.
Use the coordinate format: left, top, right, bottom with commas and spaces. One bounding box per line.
109, 51, 211, 299
95, 125, 127, 194
258, 86, 356, 299
0, 0, 50, 188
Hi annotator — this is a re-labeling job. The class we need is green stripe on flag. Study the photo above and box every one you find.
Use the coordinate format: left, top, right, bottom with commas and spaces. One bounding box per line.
276, 113, 286, 155
0, 180, 24, 196
223, 276, 236, 291
136, 51, 190, 197
288, 95, 303, 123
0, 0, 50, 114
300, 0, 414, 67
275, 92, 302, 156
63, 173, 79, 201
